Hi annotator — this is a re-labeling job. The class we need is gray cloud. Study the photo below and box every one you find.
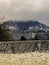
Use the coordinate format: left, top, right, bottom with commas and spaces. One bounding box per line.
0, 0, 49, 26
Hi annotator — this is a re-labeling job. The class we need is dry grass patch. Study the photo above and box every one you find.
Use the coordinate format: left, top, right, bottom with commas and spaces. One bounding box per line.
0, 52, 49, 65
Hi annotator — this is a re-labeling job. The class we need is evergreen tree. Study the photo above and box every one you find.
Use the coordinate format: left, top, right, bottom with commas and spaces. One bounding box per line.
0, 25, 12, 41
34, 33, 39, 40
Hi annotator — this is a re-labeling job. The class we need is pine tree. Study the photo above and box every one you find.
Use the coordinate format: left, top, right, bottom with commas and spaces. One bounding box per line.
0, 25, 12, 41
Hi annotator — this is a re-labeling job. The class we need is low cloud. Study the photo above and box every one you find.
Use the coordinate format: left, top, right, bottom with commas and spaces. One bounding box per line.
0, 0, 49, 25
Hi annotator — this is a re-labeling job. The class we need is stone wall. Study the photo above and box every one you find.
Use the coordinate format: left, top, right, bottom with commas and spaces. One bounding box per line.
0, 40, 49, 53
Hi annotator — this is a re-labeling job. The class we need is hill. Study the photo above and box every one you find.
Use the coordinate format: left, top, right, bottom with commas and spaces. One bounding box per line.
0, 20, 49, 40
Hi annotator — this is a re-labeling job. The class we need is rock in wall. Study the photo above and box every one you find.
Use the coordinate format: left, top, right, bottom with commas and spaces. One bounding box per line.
0, 40, 49, 53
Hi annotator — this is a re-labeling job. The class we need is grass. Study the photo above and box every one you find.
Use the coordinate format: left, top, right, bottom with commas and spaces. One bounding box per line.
0, 52, 49, 65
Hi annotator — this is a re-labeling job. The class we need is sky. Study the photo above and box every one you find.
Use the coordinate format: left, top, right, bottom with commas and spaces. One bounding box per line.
0, 0, 49, 26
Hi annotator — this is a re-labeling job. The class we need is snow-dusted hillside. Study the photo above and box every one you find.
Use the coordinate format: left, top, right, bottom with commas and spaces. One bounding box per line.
0, 20, 49, 40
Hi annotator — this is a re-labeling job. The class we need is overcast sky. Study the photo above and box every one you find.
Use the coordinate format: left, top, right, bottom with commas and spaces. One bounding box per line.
0, 0, 49, 26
